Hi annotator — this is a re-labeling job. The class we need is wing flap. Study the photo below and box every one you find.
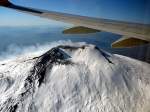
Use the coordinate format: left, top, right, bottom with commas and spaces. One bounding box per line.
112, 36, 149, 48
63, 26, 100, 34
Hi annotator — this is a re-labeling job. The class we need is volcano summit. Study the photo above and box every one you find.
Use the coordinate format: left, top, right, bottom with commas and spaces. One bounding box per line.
0, 43, 150, 112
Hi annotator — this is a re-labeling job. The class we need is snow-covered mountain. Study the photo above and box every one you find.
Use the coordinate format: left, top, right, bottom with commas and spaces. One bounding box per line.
0, 42, 150, 112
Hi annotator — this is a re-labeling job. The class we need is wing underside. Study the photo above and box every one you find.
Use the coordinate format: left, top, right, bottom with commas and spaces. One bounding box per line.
0, 0, 150, 48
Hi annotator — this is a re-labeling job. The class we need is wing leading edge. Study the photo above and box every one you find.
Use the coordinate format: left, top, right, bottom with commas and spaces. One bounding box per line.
1, 0, 150, 48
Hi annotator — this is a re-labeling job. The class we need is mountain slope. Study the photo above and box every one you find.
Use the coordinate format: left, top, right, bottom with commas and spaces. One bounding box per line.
0, 43, 150, 112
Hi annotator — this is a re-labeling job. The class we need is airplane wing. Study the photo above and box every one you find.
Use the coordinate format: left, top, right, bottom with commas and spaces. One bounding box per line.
0, 0, 150, 48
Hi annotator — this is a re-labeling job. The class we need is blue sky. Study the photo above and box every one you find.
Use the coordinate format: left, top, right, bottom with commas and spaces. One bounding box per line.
0, 0, 150, 26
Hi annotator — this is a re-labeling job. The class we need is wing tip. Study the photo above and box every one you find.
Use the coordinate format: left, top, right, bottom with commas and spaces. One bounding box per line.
0, 0, 12, 7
